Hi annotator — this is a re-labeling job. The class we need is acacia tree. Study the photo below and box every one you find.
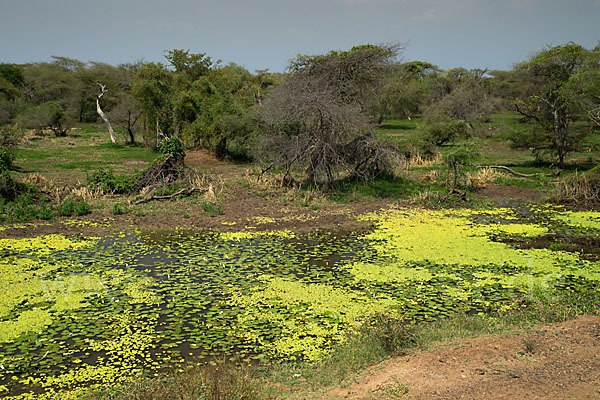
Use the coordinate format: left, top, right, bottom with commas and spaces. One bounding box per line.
260, 44, 403, 186
512, 43, 590, 166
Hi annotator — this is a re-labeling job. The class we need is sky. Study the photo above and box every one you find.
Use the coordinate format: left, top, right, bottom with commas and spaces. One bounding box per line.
1, 0, 599, 73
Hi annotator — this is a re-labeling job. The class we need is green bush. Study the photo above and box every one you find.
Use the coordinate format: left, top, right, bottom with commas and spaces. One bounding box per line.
57, 197, 76, 216
74, 200, 91, 216
111, 202, 128, 215
0, 170, 17, 200
201, 201, 223, 217
158, 137, 185, 161
422, 120, 469, 147
0, 146, 14, 171
89, 168, 136, 194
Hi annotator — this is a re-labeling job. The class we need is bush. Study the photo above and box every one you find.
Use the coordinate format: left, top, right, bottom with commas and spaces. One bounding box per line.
158, 137, 185, 161
444, 140, 480, 188
0, 146, 14, 171
201, 201, 223, 217
422, 120, 469, 147
0, 129, 20, 172
111, 203, 128, 215
0, 170, 17, 200
364, 314, 417, 356
74, 200, 91, 216
89, 168, 136, 194
57, 197, 91, 217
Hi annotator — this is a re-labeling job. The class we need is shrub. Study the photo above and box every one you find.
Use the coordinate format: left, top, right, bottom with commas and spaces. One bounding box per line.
89, 168, 136, 194
365, 314, 417, 356
74, 200, 91, 216
201, 201, 223, 217
158, 136, 185, 161
444, 140, 480, 188
0, 170, 17, 200
57, 197, 76, 216
422, 120, 469, 147
56, 197, 91, 217
111, 202, 128, 215
0, 146, 14, 171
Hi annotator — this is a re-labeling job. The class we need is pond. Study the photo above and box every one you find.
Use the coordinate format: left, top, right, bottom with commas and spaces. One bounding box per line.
1, 206, 599, 399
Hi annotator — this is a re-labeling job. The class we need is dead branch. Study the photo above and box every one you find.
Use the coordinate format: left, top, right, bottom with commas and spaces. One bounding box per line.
133, 186, 205, 205
476, 165, 559, 178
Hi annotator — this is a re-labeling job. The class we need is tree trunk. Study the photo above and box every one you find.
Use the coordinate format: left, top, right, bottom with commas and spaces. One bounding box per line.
96, 83, 117, 144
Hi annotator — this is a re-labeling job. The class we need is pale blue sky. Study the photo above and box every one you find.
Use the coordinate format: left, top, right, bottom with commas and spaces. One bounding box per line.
1, 0, 599, 72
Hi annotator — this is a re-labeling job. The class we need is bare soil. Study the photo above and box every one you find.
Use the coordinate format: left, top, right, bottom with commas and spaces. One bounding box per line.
326, 316, 600, 399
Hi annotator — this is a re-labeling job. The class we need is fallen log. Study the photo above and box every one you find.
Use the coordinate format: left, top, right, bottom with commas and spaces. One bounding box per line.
133, 186, 205, 205
476, 165, 559, 178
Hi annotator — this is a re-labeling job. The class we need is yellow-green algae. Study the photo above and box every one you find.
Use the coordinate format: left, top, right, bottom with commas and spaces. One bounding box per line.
0, 255, 104, 343
220, 229, 296, 241
554, 210, 600, 230
229, 275, 395, 361
0, 234, 95, 255
1, 207, 599, 399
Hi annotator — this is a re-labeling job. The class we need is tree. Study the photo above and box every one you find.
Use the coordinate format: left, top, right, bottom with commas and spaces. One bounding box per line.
131, 62, 173, 148
444, 140, 480, 189
260, 44, 403, 186
423, 69, 495, 129
512, 43, 590, 166
567, 44, 600, 129
96, 82, 117, 143
0, 64, 23, 125
104, 63, 144, 144
376, 62, 432, 121
164, 49, 214, 81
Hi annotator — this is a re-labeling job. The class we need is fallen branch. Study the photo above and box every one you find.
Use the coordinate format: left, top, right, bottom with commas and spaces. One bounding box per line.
133, 186, 205, 205
476, 165, 559, 178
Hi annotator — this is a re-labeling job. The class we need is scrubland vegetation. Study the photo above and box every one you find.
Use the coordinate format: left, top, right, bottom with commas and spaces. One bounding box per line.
1, 42, 600, 399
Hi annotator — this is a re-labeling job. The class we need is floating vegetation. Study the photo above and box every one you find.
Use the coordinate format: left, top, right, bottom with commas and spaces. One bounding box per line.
0, 206, 599, 398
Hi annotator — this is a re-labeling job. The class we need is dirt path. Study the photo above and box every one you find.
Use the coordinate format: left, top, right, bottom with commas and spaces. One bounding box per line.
326, 316, 600, 399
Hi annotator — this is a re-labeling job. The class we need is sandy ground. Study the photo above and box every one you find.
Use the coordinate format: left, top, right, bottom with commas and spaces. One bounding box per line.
325, 316, 600, 400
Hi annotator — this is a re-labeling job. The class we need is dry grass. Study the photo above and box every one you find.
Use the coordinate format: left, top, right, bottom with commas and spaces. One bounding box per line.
410, 190, 440, 203
466, 168, 505, 188
420, 170, 440, 183
407, 153, 441, 169
552, 169, 600, 208
70, 186, 104, 202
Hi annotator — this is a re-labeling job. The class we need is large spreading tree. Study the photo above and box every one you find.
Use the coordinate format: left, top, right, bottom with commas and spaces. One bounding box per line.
260, 44, 403, 186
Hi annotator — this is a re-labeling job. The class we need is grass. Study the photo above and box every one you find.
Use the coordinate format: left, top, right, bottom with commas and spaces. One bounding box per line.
14, 124, 155, 186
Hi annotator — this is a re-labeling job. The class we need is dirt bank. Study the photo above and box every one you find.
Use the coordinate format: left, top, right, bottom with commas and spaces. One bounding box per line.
326, 316, 600, 399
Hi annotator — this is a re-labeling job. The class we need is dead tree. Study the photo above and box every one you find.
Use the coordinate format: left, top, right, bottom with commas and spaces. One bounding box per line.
96, 82, 117, 144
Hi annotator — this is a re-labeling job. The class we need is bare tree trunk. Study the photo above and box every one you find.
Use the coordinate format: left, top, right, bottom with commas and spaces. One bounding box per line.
96, 83, 117, 144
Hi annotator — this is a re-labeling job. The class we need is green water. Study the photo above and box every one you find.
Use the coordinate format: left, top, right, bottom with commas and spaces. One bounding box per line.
1, 206, 599, 399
